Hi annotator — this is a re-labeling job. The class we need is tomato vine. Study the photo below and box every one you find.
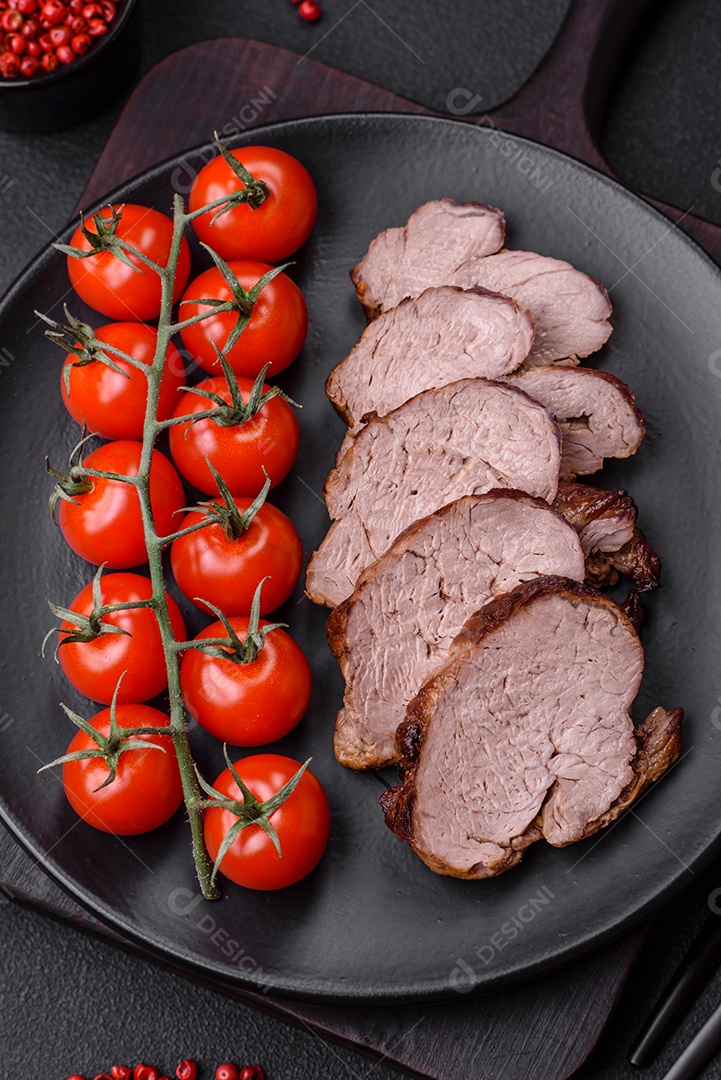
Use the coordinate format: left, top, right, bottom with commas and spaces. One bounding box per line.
40, 142, 311, 899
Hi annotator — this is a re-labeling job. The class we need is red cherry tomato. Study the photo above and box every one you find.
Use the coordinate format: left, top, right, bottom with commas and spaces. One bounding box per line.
168, 377, 299, 496
57, 440, 185, 567
62, 704, 182, 834
189, 146, 317, 262
179, 260, 307, 378
58, 573, 185, 705
67, 204, 191, 321
60, 323, 185, 439
203, 755, 330, 889
180, 617, 312, 745
170, 498, 302, 616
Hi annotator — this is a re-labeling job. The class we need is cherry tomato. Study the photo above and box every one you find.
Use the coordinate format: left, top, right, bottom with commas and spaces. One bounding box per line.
170, 499, 302, 616
189, 146, 317, 262
58, 573, 185, 705
67, 204, 191, 321
179, 260, 307, 378
203, 755, 329, 889
168, 377, 299, 496
180, 617, 312, 745
62, 704, 182, 834
60, 323, 186, 439
58, 440, 185, 567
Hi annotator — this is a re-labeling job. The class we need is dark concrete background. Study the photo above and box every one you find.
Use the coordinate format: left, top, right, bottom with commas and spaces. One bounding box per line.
2, 1, 721, 1077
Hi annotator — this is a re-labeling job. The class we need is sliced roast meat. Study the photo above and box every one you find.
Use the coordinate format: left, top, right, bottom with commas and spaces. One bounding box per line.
554, 481, 661, 592
351, 204, 611, 362
352, 209, 612, 364
464, 251, 612, 365
505, 367, 645, 480
381, 576, 682, 879
326, 286, 535, 431
305, 379, 562, 608
329, 492, 585, 770
350, 199, 505, 317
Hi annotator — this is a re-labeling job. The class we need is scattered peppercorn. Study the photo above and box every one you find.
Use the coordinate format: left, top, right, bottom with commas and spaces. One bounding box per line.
298, 0, 322, 20
67, 1062, 264, 1080
175, 1061, 198, 1080
215, 1065, 238, 1080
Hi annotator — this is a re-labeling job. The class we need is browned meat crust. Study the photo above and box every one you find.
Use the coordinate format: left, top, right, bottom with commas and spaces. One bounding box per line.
554, 481, 661, 592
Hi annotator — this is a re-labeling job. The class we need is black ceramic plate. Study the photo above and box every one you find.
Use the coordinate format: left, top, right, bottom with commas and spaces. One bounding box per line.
0, 113, 719, 1004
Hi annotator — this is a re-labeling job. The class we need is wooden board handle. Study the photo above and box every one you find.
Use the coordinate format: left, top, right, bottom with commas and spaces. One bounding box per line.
486, 0, 721, 265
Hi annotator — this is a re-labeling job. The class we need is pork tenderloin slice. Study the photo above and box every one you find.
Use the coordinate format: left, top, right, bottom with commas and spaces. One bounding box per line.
554, 481, 661, 592
350, 199, 506, 317
329, 491, 585, 771
326, 286, 535, 430
569, 705, 682, 840
457, 250, 612, 365
351, 204, 612, 364
505, 367, 645, 480
305, 378, 562, 608
381, 576, 681, 879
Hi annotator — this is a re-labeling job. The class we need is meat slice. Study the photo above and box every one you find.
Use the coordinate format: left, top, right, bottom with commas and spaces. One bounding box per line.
554, 481, 661, 592
329, 492, 585, 770
462, 251, 613, 366
326, 286, 535, 431
381, 577, 682, 879
352, 209, 612, 364
305, 379, 562, 608
505, 367, 645, 480
350, 199, 505, 317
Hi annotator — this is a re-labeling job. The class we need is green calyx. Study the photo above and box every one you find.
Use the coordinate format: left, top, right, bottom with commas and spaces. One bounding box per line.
184, 246, 292, 354
37, 306, 135, 396
196, 744, 312, 883
42, 564, 131, 660
189, 578, 287, 666
54, 204, 141, 272
190, 462, 271, 542
185, 352, 298, 430
37, 675, 168, 792
210, 132, 271, 219
45, 430, 95, 522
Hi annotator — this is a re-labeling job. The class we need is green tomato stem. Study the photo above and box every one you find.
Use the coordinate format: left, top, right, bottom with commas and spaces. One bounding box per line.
169, 300, 235, 335
124, 194, 220, 900
155, 409, 223, 430
157, 518, 215, 548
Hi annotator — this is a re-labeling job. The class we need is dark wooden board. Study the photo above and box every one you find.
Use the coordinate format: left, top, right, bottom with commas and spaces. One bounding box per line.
0, 827, 646, 1080
6, 0, 718, 1074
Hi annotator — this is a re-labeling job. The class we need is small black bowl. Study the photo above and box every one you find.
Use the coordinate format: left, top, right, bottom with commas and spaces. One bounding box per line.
0, 0, 141, 133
